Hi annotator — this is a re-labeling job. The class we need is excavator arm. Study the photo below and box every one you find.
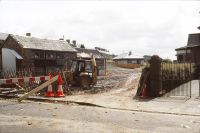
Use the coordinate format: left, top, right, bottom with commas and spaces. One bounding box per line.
91, 55, 97, 84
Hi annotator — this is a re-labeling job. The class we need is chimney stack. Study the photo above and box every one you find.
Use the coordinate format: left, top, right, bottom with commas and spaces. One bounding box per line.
26, 33, 31, 37
66, 39, 70, 43
72, 40, 76, 45
129, 51, 132, 56
80, 44, 85, 48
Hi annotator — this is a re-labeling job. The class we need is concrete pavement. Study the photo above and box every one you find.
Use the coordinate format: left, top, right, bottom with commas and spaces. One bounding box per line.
22, 86, 200, 117
1, 99, 200, 133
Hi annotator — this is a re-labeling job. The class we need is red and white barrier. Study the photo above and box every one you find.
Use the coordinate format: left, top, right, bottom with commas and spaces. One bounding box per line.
0, 76, 50, 85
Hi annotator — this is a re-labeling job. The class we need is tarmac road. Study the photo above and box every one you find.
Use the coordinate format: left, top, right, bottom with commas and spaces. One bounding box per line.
0, 99, 200, 133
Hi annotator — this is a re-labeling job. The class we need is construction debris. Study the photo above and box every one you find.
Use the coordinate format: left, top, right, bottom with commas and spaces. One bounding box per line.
18, 75, 58, 102
0, 62, 140, 100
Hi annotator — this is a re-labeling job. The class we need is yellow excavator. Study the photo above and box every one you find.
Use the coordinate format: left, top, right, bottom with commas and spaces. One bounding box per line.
63, 56, 97, 88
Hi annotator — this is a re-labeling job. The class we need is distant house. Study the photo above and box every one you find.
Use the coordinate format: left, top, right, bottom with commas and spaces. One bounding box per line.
143, 55, 152, 62
113, 51, 144, 69
0, 33, 9, 71
75, 48, 106, 76
95, 47, 113, 59
2, 34, 77, 76
175, 33, 200, 63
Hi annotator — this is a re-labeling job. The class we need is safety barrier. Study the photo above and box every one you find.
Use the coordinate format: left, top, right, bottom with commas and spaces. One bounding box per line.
0, 76, 50, 85
18, 73, 65, 102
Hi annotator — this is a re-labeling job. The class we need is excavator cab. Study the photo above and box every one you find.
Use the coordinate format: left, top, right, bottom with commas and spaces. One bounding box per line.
65, 57, 97, 88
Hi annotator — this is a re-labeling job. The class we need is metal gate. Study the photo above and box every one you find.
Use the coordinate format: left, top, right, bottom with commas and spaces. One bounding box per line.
161, 62, 192, 98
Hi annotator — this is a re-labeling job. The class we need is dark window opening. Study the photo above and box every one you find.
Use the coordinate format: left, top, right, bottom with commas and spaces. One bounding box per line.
177, 55, 183, 62
127, 60, 132, 64
57, 53, 64, 59
33, 51, 45, 59
46, 52, 56, 59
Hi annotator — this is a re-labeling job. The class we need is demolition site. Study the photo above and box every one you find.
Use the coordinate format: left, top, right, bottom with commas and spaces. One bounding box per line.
0, 5, 200, 132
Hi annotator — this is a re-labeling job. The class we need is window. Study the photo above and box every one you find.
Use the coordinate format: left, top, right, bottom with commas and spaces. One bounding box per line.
46, 52, 56, 59
85, 61, 92, 72
56, 59, 65, 66
177, 55, 183, 62
33, 51, 45, 59
131, 60, 137, 64
127, 60, 132, 64
78, 62, 85, 72
57, 53, 64, 59
177, 49, 191, 55
71, 61, 77, 72
117, 60, 126, 64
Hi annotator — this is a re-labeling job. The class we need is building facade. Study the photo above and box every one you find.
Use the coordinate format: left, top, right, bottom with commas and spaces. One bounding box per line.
0, 33, 9, 71
2, 34, 77, 76
113, 52, 144, 69
176, 33, 200, 63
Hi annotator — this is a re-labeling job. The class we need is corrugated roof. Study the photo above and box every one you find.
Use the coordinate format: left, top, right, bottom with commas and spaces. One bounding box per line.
9, 49, 23, 59
11, 35, 76, 52
187, 33, 200, 46
76, 48, 104, 58
0, 33, 9, 40
113, 52, 144, 60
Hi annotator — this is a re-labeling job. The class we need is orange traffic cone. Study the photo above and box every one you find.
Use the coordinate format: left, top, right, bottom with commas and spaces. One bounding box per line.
55, 73, 65, 97
141, 84, 147, 98
45, 73, 54, 97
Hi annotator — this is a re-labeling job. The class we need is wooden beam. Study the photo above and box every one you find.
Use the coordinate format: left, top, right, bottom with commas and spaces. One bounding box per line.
62, 71, 67, 83
15, 83, 25, 90
18, 75, 58, 102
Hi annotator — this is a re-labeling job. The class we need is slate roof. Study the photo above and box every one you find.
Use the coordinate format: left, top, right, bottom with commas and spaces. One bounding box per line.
187, 33, 200, 46
76, 48, 104, 59
11, 35, 76, 52
113, 52, 144, 60
175, 33, 200, 51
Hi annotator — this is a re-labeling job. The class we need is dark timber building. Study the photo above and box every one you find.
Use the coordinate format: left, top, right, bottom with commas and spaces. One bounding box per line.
175, 33, 200, 63
2, 34, 77, 76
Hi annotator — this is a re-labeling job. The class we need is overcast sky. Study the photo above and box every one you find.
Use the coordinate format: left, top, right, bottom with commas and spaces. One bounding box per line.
0, 0, 200, 59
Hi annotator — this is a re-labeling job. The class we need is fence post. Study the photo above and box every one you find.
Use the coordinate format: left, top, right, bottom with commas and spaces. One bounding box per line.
190, 63, 192, 98
149, 55, 162, 97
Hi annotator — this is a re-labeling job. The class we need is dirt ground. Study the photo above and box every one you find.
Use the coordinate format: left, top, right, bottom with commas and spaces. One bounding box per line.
67, 63, 141, 95
1, 63, 200, 133
0, 62, 141, 98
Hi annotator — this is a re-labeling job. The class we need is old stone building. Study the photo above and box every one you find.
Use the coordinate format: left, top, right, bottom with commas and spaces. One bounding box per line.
2, 34, 77, 76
